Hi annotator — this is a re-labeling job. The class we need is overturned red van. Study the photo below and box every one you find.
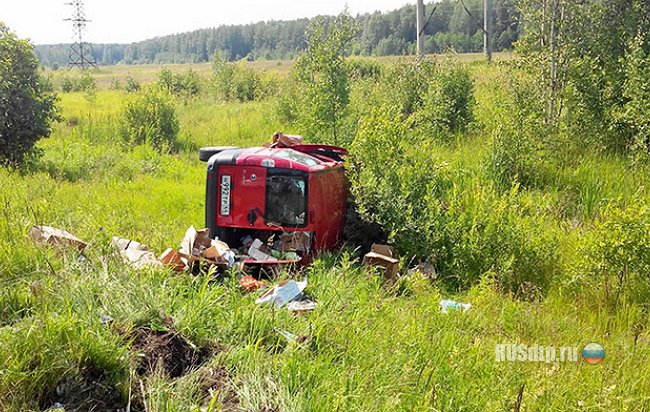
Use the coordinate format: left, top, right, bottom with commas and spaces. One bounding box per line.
199, 143, 348, 258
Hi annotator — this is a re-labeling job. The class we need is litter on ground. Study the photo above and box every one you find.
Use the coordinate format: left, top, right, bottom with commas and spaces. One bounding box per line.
238, 275, 267, 292
112, 237, 163, 269
30, 225, 87, 251
256, 279, 308, 308
440, 299, 472, 314
286, 298, 317, 314
363, 243, 400, 280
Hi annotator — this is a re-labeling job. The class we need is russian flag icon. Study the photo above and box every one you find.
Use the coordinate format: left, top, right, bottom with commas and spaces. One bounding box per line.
582, 343, 605, 364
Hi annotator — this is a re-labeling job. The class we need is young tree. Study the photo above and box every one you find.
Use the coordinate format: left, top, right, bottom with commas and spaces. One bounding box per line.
292, 13, 358, 145
0, 23, 59, 166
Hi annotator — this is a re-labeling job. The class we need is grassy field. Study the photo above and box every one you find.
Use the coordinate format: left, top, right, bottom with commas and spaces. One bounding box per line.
1, 57, 649, 411
43, 51, 513, 90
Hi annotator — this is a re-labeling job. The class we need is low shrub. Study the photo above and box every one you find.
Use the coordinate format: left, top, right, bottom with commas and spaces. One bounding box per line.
125, 74, 141, 93
157, 68, 201, 97
349, 106, 560, 297
565, 195, 650, 309
488, 74, 557, 188
60, 72, 96, 93
415, 58, 475, 134
119, 86, 180, 151
211, 55, 273, 102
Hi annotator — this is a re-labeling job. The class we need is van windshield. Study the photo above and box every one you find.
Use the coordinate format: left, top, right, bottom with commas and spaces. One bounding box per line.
266, 174, 307, 227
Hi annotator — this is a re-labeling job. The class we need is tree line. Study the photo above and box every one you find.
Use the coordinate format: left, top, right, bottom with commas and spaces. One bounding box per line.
35, 0, 520, 67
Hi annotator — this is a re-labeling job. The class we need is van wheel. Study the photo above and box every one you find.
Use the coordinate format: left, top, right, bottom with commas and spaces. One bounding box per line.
199, 146, 239, 162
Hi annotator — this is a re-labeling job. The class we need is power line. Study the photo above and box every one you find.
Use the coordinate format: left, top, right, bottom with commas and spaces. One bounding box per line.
64, 0, 97, 69
458, 0, 488, 35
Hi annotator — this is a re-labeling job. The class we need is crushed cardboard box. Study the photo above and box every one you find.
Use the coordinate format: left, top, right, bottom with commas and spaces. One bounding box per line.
30, 225, 87, 251
247, 239, 277, 262
112, 237, 163, 269
362, 244, 399, 280
159, 248, 186, 271
277, 232, 311, 252
179, 226, 235, 266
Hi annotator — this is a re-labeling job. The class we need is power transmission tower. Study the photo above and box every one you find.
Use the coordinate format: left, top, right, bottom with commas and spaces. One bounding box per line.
64, 0, 97, 69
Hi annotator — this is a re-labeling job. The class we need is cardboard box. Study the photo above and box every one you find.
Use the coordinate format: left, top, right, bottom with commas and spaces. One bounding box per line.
278, 232, 311, 252
362, 244, 399, 280
159, 248, 185, 271
203, 239, 231, 261
30, 225, 87, 251
248, 239, 277, 261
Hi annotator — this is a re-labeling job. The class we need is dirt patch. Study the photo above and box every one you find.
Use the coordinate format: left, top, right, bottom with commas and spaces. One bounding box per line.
129, 327, 215, 379
38, 361, 125, 412
196, 366, 240, 410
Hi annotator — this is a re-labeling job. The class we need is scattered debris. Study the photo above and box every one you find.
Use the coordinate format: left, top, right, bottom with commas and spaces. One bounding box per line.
30, 225, 87, 251
287, 299, 317, 314
99, 314, 113, 325
408, 260, 437, 280
129, 327, 216, 378
247, 238, 277, 262
256, 279, 308, 308
440, 299, 472, 314
277, 231, 311, 252
45, 403, 65, 411
159, 248, 186, 271
180, 226, 235, 267
274, 327, 311, 345
363, 244, 399, 280
112, 237, 163, 269
238, 275, 267, 292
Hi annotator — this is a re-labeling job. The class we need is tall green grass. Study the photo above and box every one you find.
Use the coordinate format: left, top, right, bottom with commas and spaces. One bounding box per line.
0, 60, 649, 411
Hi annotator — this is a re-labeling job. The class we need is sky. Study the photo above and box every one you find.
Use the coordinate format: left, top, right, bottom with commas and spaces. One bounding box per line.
2, 0, 413, 45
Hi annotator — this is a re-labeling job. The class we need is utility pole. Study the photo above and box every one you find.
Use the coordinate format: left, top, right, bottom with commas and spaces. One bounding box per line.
484, 0, 492, 61
416, 0, 425, 58
64, 0, 97, 69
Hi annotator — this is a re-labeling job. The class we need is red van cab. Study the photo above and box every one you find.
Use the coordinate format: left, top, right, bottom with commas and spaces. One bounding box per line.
199, 144, 348, 259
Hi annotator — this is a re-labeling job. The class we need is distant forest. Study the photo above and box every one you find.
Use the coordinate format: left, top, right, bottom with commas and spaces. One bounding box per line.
35, 0, 520, 67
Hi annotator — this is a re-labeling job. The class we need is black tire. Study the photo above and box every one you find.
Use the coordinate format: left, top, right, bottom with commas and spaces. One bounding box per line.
199, 146, 239, 162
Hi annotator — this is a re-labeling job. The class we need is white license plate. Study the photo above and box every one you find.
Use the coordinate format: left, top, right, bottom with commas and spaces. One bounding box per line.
220, 175, 231, 215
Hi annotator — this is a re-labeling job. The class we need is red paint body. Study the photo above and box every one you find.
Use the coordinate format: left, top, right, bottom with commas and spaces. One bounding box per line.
203, 145, 348, 254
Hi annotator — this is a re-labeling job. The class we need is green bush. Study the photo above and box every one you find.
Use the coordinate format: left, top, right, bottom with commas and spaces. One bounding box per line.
347, 57, 382, 80
439, 185, 560, 297
59, 72, 96, 93
416, 58, 475, 134
357, 57, 475, 139
211, 55, 271, 102
566, 195, 650, 309
287, 14, 359, 146
620, 33, 650, 161
349, 107, 451, 259
349, 103, 559, 297
157, 67, 201, 97
0, 23, 59, 167
119, 86, 180, 151
125, 74, 141, 93
488, 74, 556, 188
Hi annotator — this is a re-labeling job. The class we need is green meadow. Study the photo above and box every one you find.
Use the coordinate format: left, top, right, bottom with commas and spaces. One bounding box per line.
1, 54, 649, 412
